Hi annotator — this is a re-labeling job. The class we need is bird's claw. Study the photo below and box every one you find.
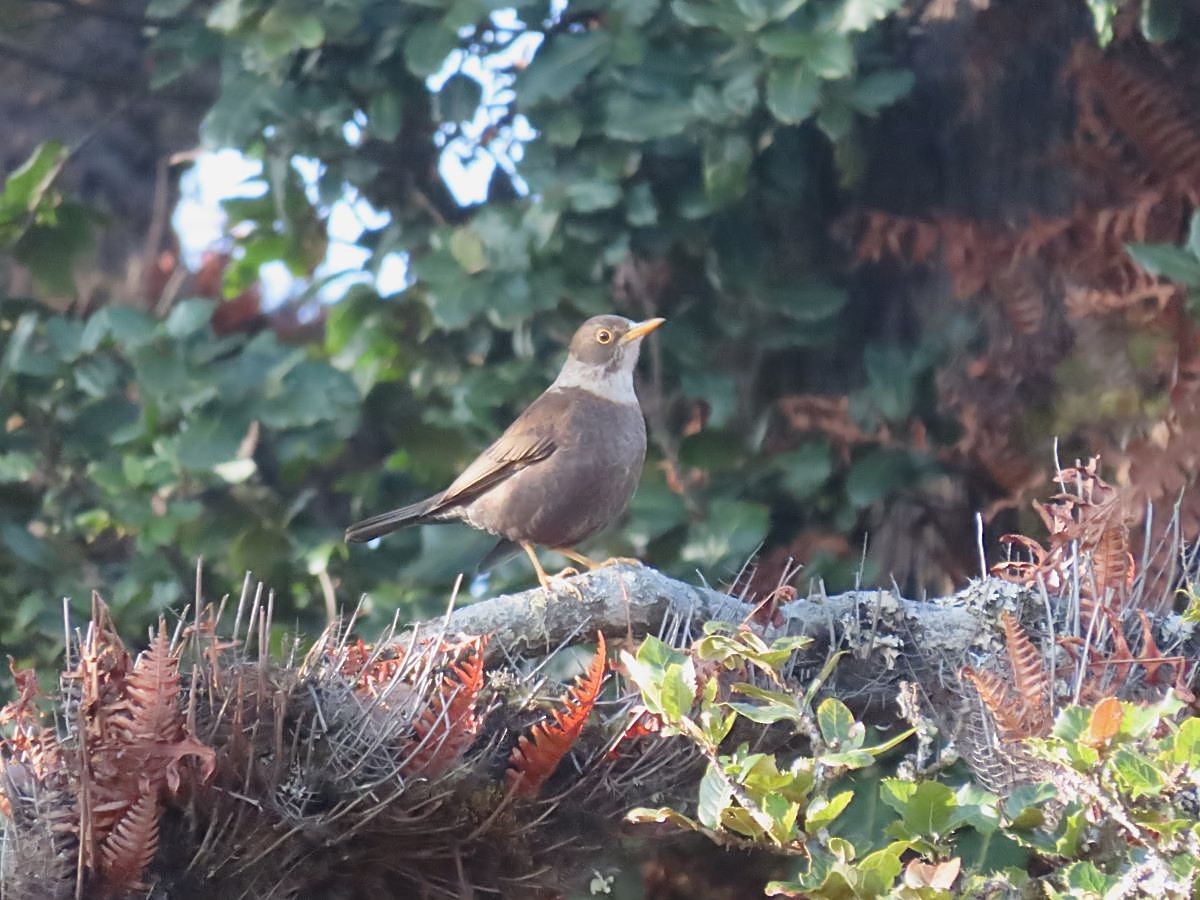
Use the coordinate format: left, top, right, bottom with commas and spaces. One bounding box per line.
599, 556, 643, 568
541, 573, 584, 602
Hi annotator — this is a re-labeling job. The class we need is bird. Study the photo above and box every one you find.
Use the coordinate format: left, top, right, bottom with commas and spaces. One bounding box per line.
345, 314, 665, 591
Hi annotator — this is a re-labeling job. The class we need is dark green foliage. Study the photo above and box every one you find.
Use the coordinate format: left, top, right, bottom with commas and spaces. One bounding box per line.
0, 296, 362, 672
0, 0, 926, 675
623, 625, 1200, 898
163, 0, 926, 596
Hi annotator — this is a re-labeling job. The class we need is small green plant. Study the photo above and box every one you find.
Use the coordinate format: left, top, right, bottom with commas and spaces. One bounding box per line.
620, 624, 1200, 898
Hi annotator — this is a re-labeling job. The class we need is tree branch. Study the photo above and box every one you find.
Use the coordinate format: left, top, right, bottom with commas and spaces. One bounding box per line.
423, 563, 994, 682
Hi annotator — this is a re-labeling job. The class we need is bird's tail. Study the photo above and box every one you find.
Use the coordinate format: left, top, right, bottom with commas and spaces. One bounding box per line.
344, 492, 448, 542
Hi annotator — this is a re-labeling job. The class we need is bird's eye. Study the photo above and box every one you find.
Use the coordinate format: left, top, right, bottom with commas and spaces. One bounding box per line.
596, 329, 613, 345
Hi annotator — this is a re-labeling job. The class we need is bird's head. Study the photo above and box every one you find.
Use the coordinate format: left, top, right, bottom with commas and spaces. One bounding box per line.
553, 315, 665, 401
567, 315, 665, 370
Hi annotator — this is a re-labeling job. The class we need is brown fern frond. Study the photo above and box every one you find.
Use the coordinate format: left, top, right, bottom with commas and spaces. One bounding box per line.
1090, 525, 1134, 609
1000, 612, 1050, 734
1103, 606, 1135, 688
507, 633, 608, 798
1135, 610, 1171, 685
97, 788, 160, 893
1068, 44, 1200, 186
961, 666, 1025, 737
990, 265, 1047, 335
0, 660, 41, 728
775, 394, 889, 458
123, 621, 183, 745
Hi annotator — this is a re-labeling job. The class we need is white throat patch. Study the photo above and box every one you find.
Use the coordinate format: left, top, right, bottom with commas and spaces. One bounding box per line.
550, 355, 639, 404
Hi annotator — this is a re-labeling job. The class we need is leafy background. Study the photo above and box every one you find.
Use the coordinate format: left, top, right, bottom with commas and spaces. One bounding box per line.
2, 0, 1200, 685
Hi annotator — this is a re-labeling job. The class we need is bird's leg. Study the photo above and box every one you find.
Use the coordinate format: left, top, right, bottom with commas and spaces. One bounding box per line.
556, 548, 644, 570
556, 548, 601, 570
523, 542, 583, 600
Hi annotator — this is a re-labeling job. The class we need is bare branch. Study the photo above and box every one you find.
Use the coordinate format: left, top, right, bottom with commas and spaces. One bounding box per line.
420, 562, 990, 671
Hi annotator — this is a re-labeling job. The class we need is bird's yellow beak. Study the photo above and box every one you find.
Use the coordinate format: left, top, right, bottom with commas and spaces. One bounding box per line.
621, 317, 666, 343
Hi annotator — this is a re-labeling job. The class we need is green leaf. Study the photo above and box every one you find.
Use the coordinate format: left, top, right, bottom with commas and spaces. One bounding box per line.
660, 661, 698, 721
368, 91, 405, 142
761, 282, 848, 322
0, 452, 36, 483
436, 74, 483, 124
852, 842, 908, 894
1088, 0, 1118, 44
2, 520, 55, 569
1168, 716, 1200, 766
837, 0, 903, 32
604, 93, 693, 141
1, 312, 38, 376
1141, 0, 1182, 42
403, 22, 459, 78
290, 14, 325, 48
564, 178, 622, 213
1003, 782, 1056, 829
1061, 861, 1119, 896
722, 69, 760, 117
671, 0, 748, 32
147, 0, 191, 14
516, 33, 611, 107
845, 448, 923, 508
165, 299, 216, 338
1110, 747, 1166, 798
638, 634, 688, 670
697, 761, 733, 828
1185, 211, 1200, 260
775, 440, 833, 499
259, 361, 358, 429
765, 64, 820, 125
881, 779, 956, 839
727, 699, 802, 724
206, 0, 248, 30
45, 317, 84, 362
732, 0, 772, 30
541, 108, 584, 147
679, 371, 737, 427
680, 499, 770, 569
0, 141, 66, 232
106, 308, 159, 349
758, 29, 853, 79
626, 182, 658, 226
449, 228, 487, 274
613, 0, 661, 26
819, 748, 875, 768
177, 416, 248, 470
804, 790, 853, 831
703, 133, 753, 205
851, 68, 914, 113
1050, 705, 1091, 742
15, 204, 94, 296
627, 806, 711, 837
816, 697, 858, 747
1126, 242, 1200, 287
213, 458, 257, 483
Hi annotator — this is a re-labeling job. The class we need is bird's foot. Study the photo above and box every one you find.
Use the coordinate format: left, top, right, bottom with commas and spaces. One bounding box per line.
552, 566, 580, 579
555, 549, 644, 571
541, 572, 584, 602
598, 556, 644, 568
524, 543, 586, 600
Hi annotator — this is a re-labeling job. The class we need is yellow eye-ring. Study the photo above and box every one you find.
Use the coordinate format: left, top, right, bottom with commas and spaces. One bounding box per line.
596, 329, 613, 344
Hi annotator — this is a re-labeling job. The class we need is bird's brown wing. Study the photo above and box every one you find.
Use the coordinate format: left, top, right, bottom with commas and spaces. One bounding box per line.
439, 431, 557, 507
